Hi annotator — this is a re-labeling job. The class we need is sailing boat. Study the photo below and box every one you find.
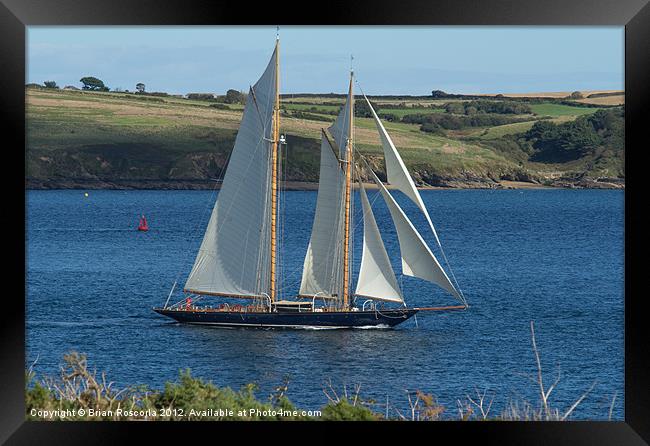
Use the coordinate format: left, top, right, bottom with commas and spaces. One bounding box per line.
153, 37, 467, 328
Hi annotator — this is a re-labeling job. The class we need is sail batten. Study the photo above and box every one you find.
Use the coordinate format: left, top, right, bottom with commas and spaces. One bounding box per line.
368, 169, 463, 302
355, 179, 403, 303
184, 47, 278, 297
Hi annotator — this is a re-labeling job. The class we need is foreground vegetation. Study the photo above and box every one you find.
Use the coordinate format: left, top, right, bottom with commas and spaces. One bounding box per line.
26, 86, 624, 189
26, 322, 616, 421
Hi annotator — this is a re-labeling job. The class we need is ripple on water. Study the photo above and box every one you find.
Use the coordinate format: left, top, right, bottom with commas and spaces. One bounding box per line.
26, 189, 624, 419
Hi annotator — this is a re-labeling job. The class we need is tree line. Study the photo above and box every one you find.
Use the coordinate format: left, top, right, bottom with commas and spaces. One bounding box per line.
482, 107, 624, 164
444, 100, 533, 115
27, 77, 248, 104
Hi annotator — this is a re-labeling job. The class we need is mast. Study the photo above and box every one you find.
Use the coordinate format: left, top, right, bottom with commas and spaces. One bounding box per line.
342, 70, 353, 310
270, 35, 280, 303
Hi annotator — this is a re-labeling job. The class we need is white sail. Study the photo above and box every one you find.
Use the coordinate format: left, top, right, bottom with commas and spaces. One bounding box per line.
355, 179, 403, 303
299, 92, 353, 298
364, 95, 442, 246
184, 47, 277, 298
328, 92, 353, 158
299, 135, 345, 297
369, 170, 463, 302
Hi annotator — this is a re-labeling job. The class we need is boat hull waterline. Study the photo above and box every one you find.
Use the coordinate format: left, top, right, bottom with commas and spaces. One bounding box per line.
153, 307, 419, 329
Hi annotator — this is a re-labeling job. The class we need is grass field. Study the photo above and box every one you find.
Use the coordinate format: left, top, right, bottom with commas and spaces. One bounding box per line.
282, 96, 464, 107
376, 107, 445, 118
283, 103, 340, 113
27, 88, 527, 184
26, 89, 505, 154
529, 103, 602, 117
26, 87, 623, 187
465, 114, 582, 140
283, 102, 445, 119
574, 95, 624, 106
472, 89, 623, 98
468, 121, 540, 140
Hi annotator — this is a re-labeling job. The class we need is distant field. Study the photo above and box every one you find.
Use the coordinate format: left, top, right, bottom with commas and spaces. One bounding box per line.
575, 95, 624, 106
529, 103, 602, 117
468, 121, 539, 140
376, 107, 445, 118
27, 88, 524, 182
26, 87, 623, 188
282, 96, 345, 104
375, 99, 464, 106
472, 90, 623, 98
283, 96, 462, 107
283, 103, 340, 112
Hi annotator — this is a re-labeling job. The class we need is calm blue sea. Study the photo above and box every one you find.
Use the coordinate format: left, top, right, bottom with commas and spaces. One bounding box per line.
26, 189, 624, 419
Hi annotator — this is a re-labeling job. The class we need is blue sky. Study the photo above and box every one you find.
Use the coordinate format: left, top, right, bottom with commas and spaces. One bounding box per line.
27, 26, 624, 95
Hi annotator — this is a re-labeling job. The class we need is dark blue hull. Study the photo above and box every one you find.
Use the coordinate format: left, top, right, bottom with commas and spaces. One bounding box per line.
153, 307, 418, 329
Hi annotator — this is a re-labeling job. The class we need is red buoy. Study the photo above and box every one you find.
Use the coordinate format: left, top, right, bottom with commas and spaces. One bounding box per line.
137, 215, 149, 232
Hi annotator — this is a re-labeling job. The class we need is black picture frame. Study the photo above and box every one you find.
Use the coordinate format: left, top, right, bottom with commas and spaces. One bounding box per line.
3, 0, 647, 443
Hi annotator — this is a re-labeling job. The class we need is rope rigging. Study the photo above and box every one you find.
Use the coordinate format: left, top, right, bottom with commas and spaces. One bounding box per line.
169, 54, 466, 310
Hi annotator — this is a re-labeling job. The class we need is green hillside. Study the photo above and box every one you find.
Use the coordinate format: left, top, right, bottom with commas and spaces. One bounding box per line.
26, 87, 624, 189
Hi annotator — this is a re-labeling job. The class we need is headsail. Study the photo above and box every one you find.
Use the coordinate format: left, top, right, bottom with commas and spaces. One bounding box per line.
364, 94, 465, 304
184, 46, 278, 298
363, 94, 442, 246
355, 178, 403, 303
368, 169, 463, 303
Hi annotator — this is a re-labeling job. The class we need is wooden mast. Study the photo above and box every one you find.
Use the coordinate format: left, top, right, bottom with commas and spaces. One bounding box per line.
342, 71, 353, 310
270, 36, 280, 303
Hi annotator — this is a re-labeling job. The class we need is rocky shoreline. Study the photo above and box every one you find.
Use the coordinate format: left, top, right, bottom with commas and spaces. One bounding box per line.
26, 178, 624, 191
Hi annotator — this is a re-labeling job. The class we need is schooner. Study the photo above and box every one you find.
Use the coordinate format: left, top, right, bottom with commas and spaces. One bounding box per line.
154, 37, 467, 328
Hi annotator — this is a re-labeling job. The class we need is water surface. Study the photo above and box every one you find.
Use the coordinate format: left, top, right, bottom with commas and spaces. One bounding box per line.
26, 189, 624, 419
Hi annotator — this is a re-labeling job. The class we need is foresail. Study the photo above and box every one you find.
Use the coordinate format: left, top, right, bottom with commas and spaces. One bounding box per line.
355, 179, 403, 303
364, 95, 442, 246
299, 135, 345, 297
369, 170, 463, 303
184, 47, 277, 297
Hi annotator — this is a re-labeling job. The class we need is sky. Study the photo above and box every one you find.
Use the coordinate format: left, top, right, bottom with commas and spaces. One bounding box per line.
27, 26, 624, 96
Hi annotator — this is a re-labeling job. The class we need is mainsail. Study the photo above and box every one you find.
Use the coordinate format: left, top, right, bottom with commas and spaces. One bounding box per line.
355, 178, 403, 303
184, 46, 278, 298
298, 134, 345, 298
328, 90, 353, 159
368, 169, 463, 303
299, 83, 353, 299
